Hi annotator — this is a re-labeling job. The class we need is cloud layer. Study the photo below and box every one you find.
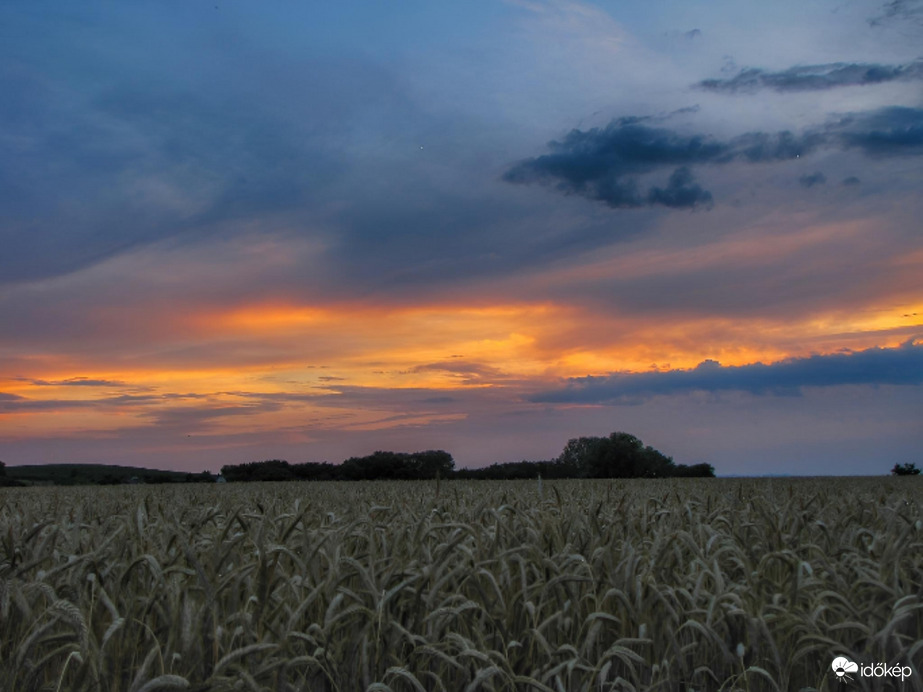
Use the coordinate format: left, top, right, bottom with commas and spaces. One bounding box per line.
532, 341, 923, 403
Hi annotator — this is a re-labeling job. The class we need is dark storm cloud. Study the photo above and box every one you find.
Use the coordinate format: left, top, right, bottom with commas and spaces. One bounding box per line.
502, 122, 734, 209
799, 171, 827, 188
531, 341, 923, 404
504, 107, 923, 209
842, 176, 862, 185
647, 167, 714, 208
836, 106, 923, 155
697, 60, 923, 93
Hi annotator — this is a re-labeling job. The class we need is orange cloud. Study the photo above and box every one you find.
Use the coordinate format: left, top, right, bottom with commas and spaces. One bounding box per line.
4, 244, 919, 448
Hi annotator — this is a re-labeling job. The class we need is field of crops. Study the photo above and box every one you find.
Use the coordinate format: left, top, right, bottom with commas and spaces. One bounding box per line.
1, 478, 921, 691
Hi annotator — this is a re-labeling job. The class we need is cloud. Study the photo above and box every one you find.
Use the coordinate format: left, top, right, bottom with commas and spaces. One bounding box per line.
141, 403, 283, 430
531, 340, 923, 403
0, 397, 108, 414
504, 107, 923, 209
842, 176, 861, 185
0, 72, 333, 285
836, 106, 923, 155
799, 171, 827, 188
419, 396, 456, 404
869, 0, 923, 26
503, 121, 733, 209
25, 377, 129, 387
0, 390, 201, 414
0, 11, 414, 288
409, 361, 512, 386
696, 60, 923, 93
647, 166, 714, 208
731, 130, 827, 162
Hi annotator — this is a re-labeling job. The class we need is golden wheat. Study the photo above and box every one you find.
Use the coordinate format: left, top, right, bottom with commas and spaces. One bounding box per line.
0, 478, 920, 691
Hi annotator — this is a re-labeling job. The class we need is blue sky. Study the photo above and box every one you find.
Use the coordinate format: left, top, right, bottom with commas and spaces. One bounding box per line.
1, 0, 921, 474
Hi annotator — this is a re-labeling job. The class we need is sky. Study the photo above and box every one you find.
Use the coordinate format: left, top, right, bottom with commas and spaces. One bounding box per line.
1, 0, 921, 476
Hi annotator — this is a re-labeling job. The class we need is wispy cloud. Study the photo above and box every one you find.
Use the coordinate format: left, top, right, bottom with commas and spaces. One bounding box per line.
0, 392, 190, 414
696, 60, 923, 93
411, 360, 508, 384
24, 377, 129, 387
869, 0, 923, 27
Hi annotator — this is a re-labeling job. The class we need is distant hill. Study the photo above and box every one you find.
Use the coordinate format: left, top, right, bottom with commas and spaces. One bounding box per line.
5, 464, 211, 486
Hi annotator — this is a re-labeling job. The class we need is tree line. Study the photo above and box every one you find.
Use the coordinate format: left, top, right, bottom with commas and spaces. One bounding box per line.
220, 451, 455, 482
219, 432, 716, 482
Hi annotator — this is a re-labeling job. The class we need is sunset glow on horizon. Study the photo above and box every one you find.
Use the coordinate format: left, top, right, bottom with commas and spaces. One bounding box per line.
2, 1, 921, 474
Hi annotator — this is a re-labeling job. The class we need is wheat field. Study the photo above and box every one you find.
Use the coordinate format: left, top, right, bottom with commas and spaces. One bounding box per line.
1, 478, 920, 691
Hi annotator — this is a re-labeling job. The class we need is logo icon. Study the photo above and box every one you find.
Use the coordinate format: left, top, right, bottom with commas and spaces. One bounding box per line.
832, 657, 859, 683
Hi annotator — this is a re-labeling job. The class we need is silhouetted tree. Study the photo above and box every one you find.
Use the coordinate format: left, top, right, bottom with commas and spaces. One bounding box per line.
892, 463, 920, 476
292, 462, 340, 481
184, 471, 215, 483
341, 451, 406, 480
456, 460, 542, 480
0, 461, 24, 487
671, 462, 716, 478
221, 460, 295, 482
555, 432, 714, 478
217, 440, 710, 482
408, 450, 455, 479
557, 437, 605, 477
221, 451, 454, 482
